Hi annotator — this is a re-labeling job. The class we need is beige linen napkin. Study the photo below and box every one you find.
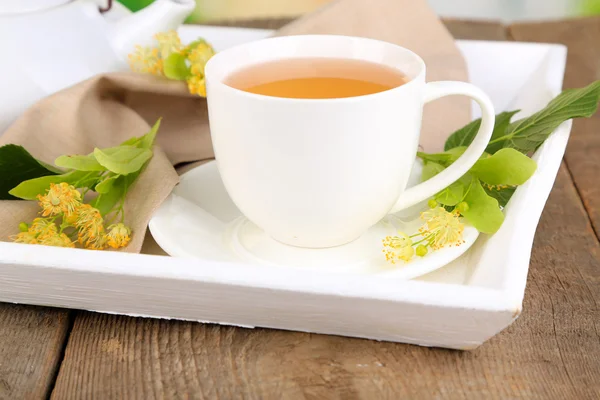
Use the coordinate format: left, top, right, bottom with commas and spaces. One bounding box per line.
0, 0, 469, 253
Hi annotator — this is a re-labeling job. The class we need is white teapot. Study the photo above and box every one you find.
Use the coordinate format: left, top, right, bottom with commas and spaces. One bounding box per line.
0, 0, 195, 133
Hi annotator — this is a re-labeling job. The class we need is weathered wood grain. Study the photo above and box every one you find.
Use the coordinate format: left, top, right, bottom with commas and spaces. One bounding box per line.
48, 165, 600, 400
0, 305, 71, 399
510, 17, 600, 240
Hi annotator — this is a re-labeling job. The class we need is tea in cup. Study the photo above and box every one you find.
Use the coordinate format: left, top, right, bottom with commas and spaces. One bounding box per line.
205, 35, 494, 248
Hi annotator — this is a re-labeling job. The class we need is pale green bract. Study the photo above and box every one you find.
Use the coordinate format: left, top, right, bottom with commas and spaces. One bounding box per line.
434, 176, 467, 206
164, 53, 190, 81
421, 161, 444, 182
9, 170, 91, 200
460, 176, 505, 234
55, 154, 105, 171
94, 175, 120, 194
93, 146, 152, 176
120, 119, 161, 150
470, 148, 537, 186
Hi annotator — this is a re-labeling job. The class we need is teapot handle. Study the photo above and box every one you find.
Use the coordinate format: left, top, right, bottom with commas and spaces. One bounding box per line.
99, 0, 113, 13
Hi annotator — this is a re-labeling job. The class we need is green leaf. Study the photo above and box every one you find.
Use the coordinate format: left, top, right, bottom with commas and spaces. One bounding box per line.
138, 119, 161, 150
460, 176, 505, 234
486, 110, 521, 152
0, 145, 61, 200
421, 162, 468, 206
55, 154, 105, 171
92, 121, 159, 214
164, 53, 190, 80
9, 170, 92, 200
421, 161, 445, 182
470, 148, 537, 186
483, 185, 516, 207
93, 145, 152, 175
95, 175, 120, 194
10, 175, 69, 200
435, 179, 465, 206
91, 169, 143, 216
488, 81, 600, 153
418, 147, 466, 167
444, 111, 520, 151
119, 136, 140, 147
119, 119, 161, 149
91, 176, 125, 215
444, 118, 481, 151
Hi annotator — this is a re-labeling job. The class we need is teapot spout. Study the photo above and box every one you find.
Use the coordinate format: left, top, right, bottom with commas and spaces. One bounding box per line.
110, 0, 195, 61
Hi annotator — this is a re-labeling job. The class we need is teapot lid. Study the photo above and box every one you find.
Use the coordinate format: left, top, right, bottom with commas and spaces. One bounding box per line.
0, 0, 73, 15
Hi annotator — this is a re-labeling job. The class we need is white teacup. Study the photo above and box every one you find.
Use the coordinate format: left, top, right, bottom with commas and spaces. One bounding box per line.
205, 35, 494, 248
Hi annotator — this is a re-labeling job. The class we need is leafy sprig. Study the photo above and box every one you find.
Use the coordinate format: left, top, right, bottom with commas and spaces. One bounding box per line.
0, 145, 61, 200
128, 31, 215, 97
4, 119, 161, 250
418, 80, 600, 234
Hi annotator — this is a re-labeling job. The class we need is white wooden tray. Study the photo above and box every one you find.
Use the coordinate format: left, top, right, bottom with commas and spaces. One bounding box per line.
0, 26, 568, 350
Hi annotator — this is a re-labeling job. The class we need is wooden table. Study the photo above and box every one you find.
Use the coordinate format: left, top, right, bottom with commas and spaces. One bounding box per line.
1, 18, 599, 400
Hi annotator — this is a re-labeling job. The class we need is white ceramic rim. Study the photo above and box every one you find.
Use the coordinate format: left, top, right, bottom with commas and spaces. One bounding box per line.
204, 34, 427, 103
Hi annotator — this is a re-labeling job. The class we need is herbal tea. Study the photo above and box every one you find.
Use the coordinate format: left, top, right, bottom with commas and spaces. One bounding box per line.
225, 58, 409, 99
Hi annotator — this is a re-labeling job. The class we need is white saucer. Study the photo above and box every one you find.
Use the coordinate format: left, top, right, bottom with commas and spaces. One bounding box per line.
149, 161, 479, 279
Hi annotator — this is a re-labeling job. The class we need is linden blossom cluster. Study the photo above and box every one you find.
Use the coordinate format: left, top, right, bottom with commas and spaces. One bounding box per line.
5, 120, 162, 251
382, 203, 465, 263
128, 30, 216, 96
12, 183, 130, 250
382, 80, 600, 265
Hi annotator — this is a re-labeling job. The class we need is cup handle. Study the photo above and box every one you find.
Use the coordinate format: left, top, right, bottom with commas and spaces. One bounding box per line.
390, 81, 495, 213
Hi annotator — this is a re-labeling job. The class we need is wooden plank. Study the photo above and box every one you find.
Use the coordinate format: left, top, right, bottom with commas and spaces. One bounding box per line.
510, 17, 600, 240
49, 165, 600, 399
0, 305, 71, 399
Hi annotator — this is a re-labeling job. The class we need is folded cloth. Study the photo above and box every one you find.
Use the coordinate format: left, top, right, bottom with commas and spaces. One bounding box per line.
0, 0, 469, 253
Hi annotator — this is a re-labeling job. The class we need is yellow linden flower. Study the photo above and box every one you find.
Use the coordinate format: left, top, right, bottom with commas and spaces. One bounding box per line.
155, 30, 183, 59
382, 232, 415, 264
12, 231, 38, 244
187, 75, 207, 97
83, 235, 108, 251
39, 232, 75, 248
420, 207, 465, 250
106, 223, 131, 249
128, 45, 163, 76
12, 218, 60, 245
37, 183, 82, 217
74, 204, 102, 228
74, 204, 107, 249
64, 210, 79, 226
187, 40, 215, 77
28, 218, 58, 238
